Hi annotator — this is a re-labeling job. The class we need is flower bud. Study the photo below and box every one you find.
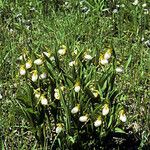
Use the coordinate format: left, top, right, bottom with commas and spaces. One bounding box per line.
31, 70, 38, 82
25, 60, 32, 69
0, 94, 2, 99
79, 115, 88, 122
18, 55, 23, 60
40, 95, 48, 106
104, 49, 112, 60
99, 55, 108, 65
142, 3, 147, 8
71, 104, 80, 114
39, 73, 47, 79
84, 54, 93, 60
69, 61, 76, 67
20, 65, 26, 75
119, 110, 127, 122
102, 104, 109, 116
58, 45, 67, 55
54, 89, 60, 100
56, 123, 63, 134
133, 0, 138, 5
116, 67, 123, 73
94, 117, 102, 127
34, 88, 41, 98
101, 59, 108, 65
90, 87, 99, 98
34, 58, 43, 65
74, 82, 81, 92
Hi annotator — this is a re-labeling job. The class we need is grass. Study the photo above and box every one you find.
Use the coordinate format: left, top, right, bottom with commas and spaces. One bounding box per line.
0, 0, 150, 149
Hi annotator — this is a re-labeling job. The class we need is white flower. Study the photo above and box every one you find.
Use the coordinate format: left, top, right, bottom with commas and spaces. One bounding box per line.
34, 58, 43, 65
133, 0, 138, 5
58, 45, 67, 55
39, 73, 47, 79
34, 88, 41, 98
25, 60, 32, 69
71, 105, 80, 114
102, 104, 109, 116
35, 92, 41, 98
119, 110, 127, 122
31, 70, 38, 82
142, 3, 147, 7
40, 95, 48, 106
9, 29, 14, 33
18, 53, 27, 61
93, 91, 99, 98
79, 115, 88, 122
20, 65, 26, 75
84, 54, 93, 60
104, 49, 112, 60
94, 117, 102, 127
113, 9, 118, 13
100, 59, 108, 65
43, 51, 50, 57
60, 86, 65, 91
143, 9, 149, 15
58, 49, 66, 55
50, 56, 55, 61
18, 55, 23, 60
74, 86, 80, 92
116, 67, 123, 73
90, 88, 99, 98
54, 89, 60, 100
69, 61, 76, 67
56, 124, 63, 134
74, 82, 81, 92
0, 94, 2, 99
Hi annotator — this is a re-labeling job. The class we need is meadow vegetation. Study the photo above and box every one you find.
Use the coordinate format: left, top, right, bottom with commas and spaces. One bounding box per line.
0, 0, 150, 149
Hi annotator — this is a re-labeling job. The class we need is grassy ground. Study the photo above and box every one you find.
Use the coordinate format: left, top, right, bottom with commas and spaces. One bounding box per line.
0, 0, 150, 149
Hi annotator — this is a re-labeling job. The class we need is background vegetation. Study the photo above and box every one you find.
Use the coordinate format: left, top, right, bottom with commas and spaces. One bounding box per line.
0, 0, 150, 149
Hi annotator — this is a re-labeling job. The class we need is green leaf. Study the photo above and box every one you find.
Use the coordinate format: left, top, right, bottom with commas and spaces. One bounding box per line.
114, 127, 126, 134
125, 55, 132, 70
108, 115, 113, 128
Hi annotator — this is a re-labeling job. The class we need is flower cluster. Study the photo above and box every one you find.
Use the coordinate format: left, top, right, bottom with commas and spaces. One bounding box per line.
99, 48, 112, 65
17, 44, 127, 139
70, 103, 127, 128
